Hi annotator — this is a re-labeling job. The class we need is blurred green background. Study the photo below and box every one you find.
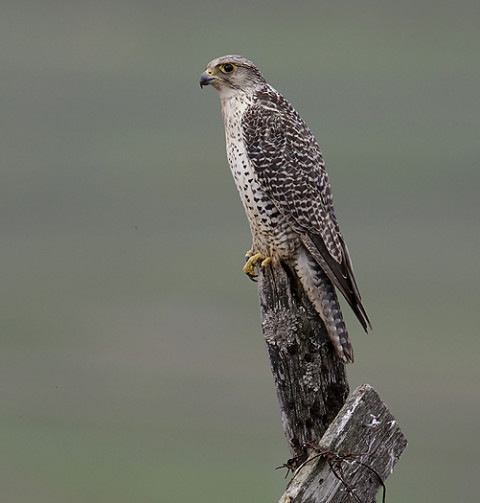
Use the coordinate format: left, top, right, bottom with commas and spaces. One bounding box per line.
1, 1, 479, 501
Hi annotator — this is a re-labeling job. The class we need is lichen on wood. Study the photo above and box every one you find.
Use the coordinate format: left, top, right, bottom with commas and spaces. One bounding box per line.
258, 262, 349, 459
256, 264, 407, 502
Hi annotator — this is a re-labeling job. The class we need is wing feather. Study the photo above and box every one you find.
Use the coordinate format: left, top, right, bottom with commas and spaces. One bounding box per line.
243, 86, 371, 331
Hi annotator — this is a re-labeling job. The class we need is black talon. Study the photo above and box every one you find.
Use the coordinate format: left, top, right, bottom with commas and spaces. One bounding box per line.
246, 272, 258, 282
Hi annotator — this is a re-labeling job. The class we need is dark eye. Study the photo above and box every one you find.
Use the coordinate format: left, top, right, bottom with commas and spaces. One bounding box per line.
220, 63, 235, 74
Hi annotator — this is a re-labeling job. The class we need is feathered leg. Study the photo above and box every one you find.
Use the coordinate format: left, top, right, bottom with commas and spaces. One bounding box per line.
291, 247, 354, 363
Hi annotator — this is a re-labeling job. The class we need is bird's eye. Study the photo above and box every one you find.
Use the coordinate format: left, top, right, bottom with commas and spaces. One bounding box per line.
220, 63, 236, 74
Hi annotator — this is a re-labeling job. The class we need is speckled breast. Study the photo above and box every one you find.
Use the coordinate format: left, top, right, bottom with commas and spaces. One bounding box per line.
221, 94, 298, 258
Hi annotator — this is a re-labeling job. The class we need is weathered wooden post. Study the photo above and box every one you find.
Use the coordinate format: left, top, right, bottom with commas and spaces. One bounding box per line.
257, 263, 407, 502
198, 52, 406, 502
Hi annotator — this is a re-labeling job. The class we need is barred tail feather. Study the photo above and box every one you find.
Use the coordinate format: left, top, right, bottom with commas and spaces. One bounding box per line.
291, 247, 354, 363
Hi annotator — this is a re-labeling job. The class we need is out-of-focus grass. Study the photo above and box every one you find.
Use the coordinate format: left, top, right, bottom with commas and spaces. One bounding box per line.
1, 1, 479, 501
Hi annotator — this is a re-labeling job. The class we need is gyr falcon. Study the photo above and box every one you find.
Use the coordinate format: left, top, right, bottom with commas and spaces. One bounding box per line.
200, 55, 370, 363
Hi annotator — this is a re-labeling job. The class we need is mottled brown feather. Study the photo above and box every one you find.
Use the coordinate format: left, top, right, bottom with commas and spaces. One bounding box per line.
242, 86, 371, 332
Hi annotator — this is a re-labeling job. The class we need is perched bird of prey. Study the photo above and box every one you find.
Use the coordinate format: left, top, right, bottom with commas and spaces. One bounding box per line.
200, 55, 370, 363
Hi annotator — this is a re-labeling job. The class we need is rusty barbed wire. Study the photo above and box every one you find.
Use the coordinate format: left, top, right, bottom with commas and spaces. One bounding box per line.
277, 439, 387, 503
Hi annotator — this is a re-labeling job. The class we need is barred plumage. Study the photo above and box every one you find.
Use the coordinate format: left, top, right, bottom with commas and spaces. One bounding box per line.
200, 55, 370, 362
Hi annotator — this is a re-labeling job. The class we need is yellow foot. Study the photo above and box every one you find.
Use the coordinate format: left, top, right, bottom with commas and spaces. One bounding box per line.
245, 249, 254, 260
261, 257, 272, 268
243, 252, 264, 276
243, 253, 272, 281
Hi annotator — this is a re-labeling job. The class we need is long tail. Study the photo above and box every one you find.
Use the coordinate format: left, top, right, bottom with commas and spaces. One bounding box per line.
291, 246, 353, 363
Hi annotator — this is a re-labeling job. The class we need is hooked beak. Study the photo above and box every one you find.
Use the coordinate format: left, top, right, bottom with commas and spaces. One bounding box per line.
199, 70, 217, 88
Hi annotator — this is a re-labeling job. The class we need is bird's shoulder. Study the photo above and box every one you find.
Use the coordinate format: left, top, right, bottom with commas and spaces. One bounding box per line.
244, 85, 303, 127
242, 85, 325, 173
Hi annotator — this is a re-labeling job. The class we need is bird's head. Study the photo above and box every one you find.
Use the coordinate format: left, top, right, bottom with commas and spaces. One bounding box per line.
200, 55, 266, 95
